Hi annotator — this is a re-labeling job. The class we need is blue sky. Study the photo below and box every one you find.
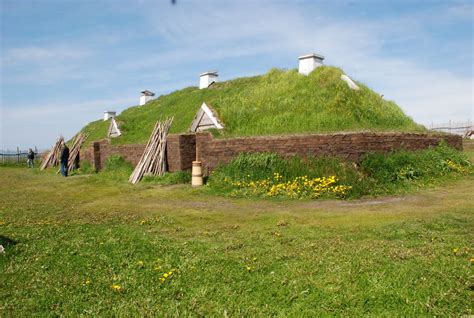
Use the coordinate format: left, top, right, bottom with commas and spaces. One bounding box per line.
0, 0, 473, 150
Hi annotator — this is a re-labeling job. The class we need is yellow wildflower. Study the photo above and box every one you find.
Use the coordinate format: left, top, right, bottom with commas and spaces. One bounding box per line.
111, 284, 122, 291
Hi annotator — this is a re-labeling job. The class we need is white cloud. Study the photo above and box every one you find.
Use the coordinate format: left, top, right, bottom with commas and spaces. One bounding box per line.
3, 97, 134, 120
447, 3, 474, 20
1, 46, 93, 66
1, 96, 136, 150
1, 45, 95, 84
349, 56, 473, 124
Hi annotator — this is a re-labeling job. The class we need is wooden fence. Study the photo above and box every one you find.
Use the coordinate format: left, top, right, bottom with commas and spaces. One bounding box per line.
0, 148, 42, 165
429, 120, 473, 136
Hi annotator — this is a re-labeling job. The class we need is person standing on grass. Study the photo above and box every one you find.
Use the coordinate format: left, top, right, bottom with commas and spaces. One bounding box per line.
60, 142, 70, 177
26, 148, 35, 168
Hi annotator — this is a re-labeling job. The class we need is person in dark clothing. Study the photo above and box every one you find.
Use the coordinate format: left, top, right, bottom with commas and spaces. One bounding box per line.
60, 143, 70, 177
27, 148, 35, 168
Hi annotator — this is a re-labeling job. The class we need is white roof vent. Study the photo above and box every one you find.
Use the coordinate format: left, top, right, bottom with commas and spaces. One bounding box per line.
103, 111, 116, 121
107, 118, 121, 138
340, 74, 360, 90
140, 90, 155, 106
190, 102, 224, 132
298, 53, 325, 75
199, 71, 218, 89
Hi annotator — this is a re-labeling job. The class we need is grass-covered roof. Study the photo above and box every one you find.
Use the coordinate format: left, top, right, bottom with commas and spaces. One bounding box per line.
80, 66, 425, 146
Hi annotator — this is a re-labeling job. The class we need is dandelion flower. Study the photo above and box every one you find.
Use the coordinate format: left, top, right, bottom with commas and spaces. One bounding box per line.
246, 266, 251, 272
85, 279, 91, 285
137, 260, 144, 267
453, 248, 459, 254
111, 284, 122, 291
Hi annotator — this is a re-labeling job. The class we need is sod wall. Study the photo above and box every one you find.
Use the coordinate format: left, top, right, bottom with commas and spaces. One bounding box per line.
82, 132, 462, 173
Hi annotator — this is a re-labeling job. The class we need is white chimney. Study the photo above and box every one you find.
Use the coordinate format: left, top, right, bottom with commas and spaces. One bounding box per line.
140, 90, 155, 106
103, 111, 116, 121
298, 53, 325, 75
199, 71, 218, 89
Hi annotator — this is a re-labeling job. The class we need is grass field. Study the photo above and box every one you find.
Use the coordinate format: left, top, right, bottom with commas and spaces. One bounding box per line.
1, 149, 473, 316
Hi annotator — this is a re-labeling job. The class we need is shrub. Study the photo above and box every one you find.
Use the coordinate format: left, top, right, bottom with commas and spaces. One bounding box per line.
208, 153, 360, 199
92, 155, 134, 182
104, 155, 133, 172
208, 145, 471, 199
77, 161, 95, 174
360, 142, 471, 186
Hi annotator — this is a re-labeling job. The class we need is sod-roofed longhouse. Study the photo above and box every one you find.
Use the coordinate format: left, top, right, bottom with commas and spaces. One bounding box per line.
79, 53, 462, 173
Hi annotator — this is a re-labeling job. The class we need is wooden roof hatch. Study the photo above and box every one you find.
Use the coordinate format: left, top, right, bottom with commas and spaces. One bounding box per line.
108, 118, 122, 138
141, 90, 155, 96
190, 102, 224, 132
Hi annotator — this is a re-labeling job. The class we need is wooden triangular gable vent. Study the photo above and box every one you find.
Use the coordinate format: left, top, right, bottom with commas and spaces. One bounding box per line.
190, 102, 224, 132
107, 118, 122, 138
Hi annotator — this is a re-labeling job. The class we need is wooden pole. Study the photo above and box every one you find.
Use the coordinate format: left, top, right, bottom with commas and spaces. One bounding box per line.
129, 117, 173, 184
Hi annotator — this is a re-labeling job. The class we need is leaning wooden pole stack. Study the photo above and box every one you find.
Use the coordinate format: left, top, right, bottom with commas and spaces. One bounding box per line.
67, 132, 87, 172
40, 136, 64, 170
129, 117, 173, 184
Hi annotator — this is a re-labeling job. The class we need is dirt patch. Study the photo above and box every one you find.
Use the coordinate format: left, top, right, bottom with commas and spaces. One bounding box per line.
339, 196, 406, 206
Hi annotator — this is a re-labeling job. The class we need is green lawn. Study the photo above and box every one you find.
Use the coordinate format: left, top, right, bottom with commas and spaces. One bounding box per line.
1, 153, 473, 315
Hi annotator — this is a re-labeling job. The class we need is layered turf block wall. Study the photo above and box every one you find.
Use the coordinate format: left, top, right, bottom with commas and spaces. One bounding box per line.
81, 132, 462, 173
81, 140, 145, 172
81, 134, 196, 172
195, 132, 462, 174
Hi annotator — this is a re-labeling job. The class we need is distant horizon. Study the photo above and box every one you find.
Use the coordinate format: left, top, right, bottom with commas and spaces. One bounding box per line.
1, 0, 473, 149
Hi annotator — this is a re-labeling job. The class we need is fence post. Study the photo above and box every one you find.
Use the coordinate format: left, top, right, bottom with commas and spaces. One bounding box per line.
93, 141, 102, 172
